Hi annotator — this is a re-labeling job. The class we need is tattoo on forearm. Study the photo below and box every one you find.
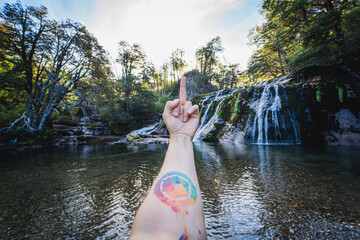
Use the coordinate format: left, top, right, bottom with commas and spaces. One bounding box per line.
154, 171, 198, 240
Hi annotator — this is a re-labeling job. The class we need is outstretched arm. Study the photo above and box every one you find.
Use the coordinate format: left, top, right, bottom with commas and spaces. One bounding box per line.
129, 77, 206, 240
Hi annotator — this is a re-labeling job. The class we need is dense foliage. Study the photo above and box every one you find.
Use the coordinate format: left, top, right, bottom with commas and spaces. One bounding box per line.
248, 0, 360, 81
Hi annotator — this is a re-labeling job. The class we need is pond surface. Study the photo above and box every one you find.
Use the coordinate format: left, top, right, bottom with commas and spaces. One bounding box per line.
1, 143, 360, 239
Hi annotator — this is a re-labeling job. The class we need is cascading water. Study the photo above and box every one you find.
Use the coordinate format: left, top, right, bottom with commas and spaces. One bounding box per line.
193, 90, 235, 141
198, 91, 221, 130
193, 75, 301, 144
250, 85, 282, 143
129, 120, 164, 135
247, 80, 300, 144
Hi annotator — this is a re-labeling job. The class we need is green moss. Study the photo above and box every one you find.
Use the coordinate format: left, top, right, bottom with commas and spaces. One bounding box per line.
316, 89, 321, 102
126, 134, 143, 143
191, 96, 202, 105
218, 108, 225, 119
336, 86, 343, 103
230, 112, 237, 122
218, 97, 234, 120
203, 132, 218, 142
199, 107, 204, 119
249, 110, 255, 122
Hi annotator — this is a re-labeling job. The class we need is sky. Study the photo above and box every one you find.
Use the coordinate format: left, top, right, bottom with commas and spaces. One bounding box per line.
1, 0, 264, 72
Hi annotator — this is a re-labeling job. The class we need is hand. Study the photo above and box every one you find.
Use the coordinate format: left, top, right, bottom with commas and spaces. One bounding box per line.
162, 77, 200, 140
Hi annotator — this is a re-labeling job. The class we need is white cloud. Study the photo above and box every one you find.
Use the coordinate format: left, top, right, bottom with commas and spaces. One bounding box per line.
91, 0, 263, 71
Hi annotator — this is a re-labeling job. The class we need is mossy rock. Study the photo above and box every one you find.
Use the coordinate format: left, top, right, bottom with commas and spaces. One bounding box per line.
203, 132, 218, 142
126, 134, 143, 143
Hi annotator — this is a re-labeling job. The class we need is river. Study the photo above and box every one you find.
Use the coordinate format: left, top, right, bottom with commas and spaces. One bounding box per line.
1, 143, 360, 239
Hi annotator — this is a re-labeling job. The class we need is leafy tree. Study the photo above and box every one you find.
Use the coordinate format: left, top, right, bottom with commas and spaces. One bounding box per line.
170, 48, 186, 91
116, 41, 146, 115
196, 36, 223, 76
160, 62, 169, 96
218, 63, 240, 89
139, 61, 155, 90
0, 2, 109, 132
247, 0, 360, 80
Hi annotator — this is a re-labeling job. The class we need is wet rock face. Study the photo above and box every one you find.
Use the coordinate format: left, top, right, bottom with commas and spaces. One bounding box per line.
193, 65, 360, 145
49, 116, 117, 145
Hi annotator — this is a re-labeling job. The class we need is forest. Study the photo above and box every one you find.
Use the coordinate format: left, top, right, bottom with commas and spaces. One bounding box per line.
1, 0, 359, 145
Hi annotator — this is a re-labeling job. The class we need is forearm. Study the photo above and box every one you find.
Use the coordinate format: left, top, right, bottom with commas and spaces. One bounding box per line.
160, 134, 197, 177
129, 135, 206, 240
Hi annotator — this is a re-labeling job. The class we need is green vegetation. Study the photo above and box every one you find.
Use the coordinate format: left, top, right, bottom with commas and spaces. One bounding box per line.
337, 86, 344, 103
248, 0, 360, 81
203, 132, 217, 142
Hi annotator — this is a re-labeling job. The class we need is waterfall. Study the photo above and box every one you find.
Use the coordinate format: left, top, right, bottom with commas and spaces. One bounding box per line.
250, 85, 281, 143
127, 75, 301, 144
129, 120, 163, 135
248, 82, 300, 144
193, 90, 234, 141
192, 75, 301, 144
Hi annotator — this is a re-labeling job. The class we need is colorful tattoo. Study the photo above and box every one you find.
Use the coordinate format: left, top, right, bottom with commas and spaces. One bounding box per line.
154, 171, 198, 240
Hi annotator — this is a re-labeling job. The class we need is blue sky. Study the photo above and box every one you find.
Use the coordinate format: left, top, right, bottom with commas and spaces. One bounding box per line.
1, 0, 263, 72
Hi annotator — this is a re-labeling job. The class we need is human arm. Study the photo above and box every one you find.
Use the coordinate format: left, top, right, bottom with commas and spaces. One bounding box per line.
129, 77, 207, 240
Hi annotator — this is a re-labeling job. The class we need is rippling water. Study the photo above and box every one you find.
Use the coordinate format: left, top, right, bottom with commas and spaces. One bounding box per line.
1, 143, 360, 239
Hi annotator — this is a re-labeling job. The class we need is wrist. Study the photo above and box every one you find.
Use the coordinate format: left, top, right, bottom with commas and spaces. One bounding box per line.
169, 133, 193, 143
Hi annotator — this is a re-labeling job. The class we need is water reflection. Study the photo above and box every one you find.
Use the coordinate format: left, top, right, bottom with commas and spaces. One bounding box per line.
1, 144, 360, 239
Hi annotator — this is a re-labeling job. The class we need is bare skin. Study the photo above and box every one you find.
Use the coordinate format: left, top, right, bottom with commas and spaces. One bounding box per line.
129, 77, 207, 240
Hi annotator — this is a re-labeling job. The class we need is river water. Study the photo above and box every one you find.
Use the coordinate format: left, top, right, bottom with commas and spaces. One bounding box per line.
1, 143, 360, 239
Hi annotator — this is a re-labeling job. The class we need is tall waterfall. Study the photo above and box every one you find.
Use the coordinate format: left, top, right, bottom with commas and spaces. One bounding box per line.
193, 76, 301, 144
248, 84, 300, 144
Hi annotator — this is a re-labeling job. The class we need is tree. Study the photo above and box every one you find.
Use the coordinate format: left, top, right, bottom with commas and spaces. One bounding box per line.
160, 62, 169, 96
116, 41, 146, 115
0, 3, 108, 132
195, 36, 223, 76
170, 48, 186, 91
218, 63, 240, 89
247, 0, 360, 80
139, 61, 155, 91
